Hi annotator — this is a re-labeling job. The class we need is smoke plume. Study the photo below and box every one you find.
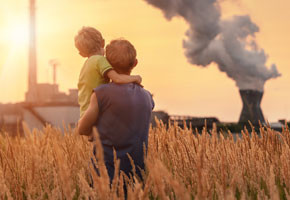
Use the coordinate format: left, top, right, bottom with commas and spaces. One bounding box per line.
144, 0, 280, 91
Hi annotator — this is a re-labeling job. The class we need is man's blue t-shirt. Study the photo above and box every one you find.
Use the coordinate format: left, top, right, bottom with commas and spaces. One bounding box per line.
93, 83, 154, 180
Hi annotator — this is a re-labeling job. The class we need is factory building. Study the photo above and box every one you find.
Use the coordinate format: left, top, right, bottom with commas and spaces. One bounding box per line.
1, 1, 283, 135
0, 0, 79, 135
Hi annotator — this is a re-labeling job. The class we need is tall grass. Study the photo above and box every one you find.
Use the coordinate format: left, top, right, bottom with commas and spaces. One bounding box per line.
0, 121, 290, 199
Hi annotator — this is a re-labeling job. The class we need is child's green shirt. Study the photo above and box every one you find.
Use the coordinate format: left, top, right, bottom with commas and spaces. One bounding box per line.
78, 55, 112, 117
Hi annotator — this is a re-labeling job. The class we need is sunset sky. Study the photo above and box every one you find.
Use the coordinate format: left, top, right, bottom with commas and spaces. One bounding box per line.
0, 0, 289, 122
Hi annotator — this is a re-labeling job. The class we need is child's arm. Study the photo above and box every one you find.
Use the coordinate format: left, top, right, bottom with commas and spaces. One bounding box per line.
107, 70, 142, 85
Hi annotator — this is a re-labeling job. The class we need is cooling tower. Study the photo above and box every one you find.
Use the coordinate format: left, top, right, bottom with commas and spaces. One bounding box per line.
239, 90, 265, 125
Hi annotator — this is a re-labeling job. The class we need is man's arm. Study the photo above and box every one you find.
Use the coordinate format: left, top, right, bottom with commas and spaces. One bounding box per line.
106, 70, 142, 85
78, 93, 99, 136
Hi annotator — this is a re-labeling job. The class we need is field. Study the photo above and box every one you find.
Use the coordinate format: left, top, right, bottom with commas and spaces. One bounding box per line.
1, 121, 290, 200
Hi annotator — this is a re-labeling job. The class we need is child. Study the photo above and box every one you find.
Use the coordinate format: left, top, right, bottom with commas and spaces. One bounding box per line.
75, 27, 142, 117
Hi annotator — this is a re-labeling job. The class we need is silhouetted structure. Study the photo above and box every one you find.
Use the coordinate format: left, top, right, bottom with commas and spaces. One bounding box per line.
0, 0, 79, 134
239, 90, 265, 125
151, 111, 170, 127
171, 115, 219, 130
25, 0, 38, 102
25, 0, 77, 104
150, 111, 220, 129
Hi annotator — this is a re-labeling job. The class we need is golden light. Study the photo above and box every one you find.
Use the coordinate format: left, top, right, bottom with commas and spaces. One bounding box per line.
2, 20, 29, 49
9, 24, 29, 47
0, 18, 29, 102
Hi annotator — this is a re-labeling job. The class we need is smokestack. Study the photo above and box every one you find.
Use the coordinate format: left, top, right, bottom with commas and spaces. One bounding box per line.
239, 90, 265, 125
28, 0, 37, 101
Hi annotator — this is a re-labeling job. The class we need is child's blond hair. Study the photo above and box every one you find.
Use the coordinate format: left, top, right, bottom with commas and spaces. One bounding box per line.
105, 39, 137, 73
74, 27, 104, 57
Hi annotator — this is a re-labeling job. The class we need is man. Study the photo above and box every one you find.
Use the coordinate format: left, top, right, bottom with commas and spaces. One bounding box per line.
78, 39, 154, 182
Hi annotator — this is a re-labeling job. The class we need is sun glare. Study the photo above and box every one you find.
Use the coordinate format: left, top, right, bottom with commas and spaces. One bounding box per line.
2, 21, 29, 49
9, 24, 29, 46
0, 19, 29, 101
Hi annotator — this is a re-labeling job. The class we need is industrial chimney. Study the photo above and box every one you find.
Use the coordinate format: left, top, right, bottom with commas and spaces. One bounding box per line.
26, 0, 38, 102
239, 90, 265, 125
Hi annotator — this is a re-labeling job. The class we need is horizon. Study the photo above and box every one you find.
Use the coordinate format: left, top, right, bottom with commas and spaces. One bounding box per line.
0, 0, 290, 122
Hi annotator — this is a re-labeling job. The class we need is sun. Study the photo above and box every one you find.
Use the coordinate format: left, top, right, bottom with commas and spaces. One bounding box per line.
1, 20, 29, 50
9, 23, 29, 47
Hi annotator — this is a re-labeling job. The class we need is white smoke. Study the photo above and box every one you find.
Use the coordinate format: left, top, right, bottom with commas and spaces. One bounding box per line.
144, 0, 280, 91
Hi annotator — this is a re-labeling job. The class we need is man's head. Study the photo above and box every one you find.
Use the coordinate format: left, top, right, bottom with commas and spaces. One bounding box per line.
106, 39, 137, 74
74, 27, 105, 57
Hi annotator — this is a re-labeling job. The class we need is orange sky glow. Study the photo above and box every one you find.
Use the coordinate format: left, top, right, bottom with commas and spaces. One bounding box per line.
0, 0, 289, 122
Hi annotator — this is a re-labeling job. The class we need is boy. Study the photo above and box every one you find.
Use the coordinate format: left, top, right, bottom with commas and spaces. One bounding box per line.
75, 27, 142, 117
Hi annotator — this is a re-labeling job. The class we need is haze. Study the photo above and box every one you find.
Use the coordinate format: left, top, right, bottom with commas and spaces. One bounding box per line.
0, 0, 289, 122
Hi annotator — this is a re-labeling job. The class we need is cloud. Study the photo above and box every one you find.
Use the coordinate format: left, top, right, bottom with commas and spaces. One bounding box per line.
144, 0, 280, 91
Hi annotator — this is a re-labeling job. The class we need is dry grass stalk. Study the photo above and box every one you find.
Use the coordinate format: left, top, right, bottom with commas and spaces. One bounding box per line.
0, 121, 289, 199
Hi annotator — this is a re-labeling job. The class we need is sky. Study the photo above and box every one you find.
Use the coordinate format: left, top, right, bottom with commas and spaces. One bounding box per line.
0, 0, 289, 122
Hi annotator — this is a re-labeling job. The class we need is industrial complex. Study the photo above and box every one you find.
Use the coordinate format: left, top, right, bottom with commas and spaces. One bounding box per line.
0, 0, 79, 135
0, 0, 286, 135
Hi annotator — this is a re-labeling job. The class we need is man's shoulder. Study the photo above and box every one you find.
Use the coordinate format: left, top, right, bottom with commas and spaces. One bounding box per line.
134, 85, 152, 95
93, 82, 116, 92
141, 88, 153, 97
94, 83, 154, 109
94, 83, 151, 93
94, 83, 109, 91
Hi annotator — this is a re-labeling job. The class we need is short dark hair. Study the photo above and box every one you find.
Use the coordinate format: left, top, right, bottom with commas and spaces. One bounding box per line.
106, 39, 137, 73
